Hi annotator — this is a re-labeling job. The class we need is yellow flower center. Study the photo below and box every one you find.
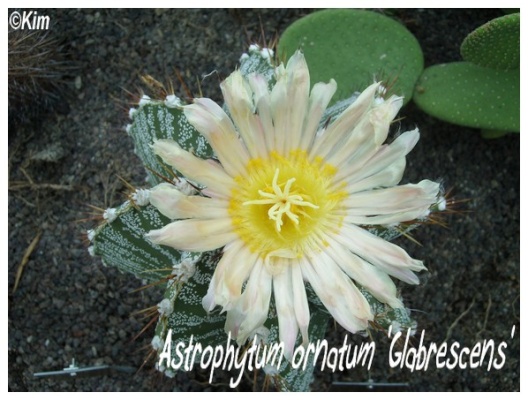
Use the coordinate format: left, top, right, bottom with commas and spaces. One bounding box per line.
229, 150, 346, 266
242, 168, 320, 233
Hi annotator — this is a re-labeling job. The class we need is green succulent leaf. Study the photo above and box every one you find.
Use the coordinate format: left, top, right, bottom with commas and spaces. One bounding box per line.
413, 62, 519, 132
461, 13, 520, 71
278, 9, 423, 105
480, 129, 509, 139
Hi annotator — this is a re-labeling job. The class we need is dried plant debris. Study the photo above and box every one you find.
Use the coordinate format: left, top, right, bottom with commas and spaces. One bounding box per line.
8, 29, 75, 127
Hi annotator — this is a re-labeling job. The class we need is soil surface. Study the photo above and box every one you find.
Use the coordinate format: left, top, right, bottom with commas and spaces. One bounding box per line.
8, 9, 519, 391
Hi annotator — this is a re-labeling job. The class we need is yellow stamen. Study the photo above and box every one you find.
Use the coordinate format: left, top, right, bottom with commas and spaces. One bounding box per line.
243, 168, 319, 232
229, 150, 346, 262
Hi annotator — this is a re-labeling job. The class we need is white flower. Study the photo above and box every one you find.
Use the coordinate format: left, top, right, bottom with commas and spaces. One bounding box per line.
146, 51, 441, 358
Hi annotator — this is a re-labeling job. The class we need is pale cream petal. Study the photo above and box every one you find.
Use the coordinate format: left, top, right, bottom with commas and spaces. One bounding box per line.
224, 307, 244, 340
322, 234, 403, 308
345, 129, 420, 190
184, 98, 250, 177
334, 224, 424, 284
227, 259, 272, 345
221, 71, 267, 159
152, 139, 234, 198
146, 218, 236, 252
270, 74, 289, 154
345, 180, 440, 214
202, 240, 243, 312
344, 209, 431, 226
309, 82, 380, 161
291, 259, 310, 346
284, 51, 311, 151
247, 73, 275, 153
150, 183, 229, 220
273, 263, 299, 359
215, 244, 258, 310
343, 180, 440, 225
323, 95, 403, 169
299, 80, 337, 151
300, 252, 373, 333
270, 51, 310, 154
338, 158, 406, 194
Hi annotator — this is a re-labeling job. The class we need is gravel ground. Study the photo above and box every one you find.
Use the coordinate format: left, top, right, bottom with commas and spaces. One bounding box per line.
8, 9, 519, 391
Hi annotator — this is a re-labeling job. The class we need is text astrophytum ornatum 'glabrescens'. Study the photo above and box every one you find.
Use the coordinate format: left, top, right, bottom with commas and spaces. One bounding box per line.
146, 50, 444, 358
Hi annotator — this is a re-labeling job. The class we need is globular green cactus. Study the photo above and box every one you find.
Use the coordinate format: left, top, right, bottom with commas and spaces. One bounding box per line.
413, 62, 519, 133
460, 13, 520, 71
278, 9, 423, 105
88, 45, 423, 391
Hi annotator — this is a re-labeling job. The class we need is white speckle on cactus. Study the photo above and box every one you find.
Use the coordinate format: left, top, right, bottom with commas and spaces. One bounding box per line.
128, 108, 137, 119
158, 298, 174, 316
132, 188, 150, 206
125, 124, 132, 134
250, 326, 270, 344
437, 197, 447, 211
174, 178, 197, 196
155, 361, 166, 373
248, 43, 260, 53
139, 94, 152, 106
390, 321, 402, 335
151, 335, 164, 350
172, 259, 196, 283
373, 97, 385, 106
103, 208, 117, 223
164, 94, 181, 108
239, 53, 249, 62
260, 48, 274, 61
164, 369, 176, 378
87, 229, 95, 242
409, 322, 417, 336
263, 364, 279, 376
88, 246, 95, 257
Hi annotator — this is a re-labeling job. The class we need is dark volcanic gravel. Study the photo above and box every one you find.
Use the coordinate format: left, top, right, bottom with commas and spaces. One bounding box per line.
8, 9, 519, 391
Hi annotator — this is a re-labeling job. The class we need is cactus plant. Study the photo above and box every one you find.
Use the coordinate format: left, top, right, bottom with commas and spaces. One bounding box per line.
277, 9, 423, 105
414, 12, 520, 136
413, 62, 519, 132
461, 13, 520, 71
88, 45, 443, 391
